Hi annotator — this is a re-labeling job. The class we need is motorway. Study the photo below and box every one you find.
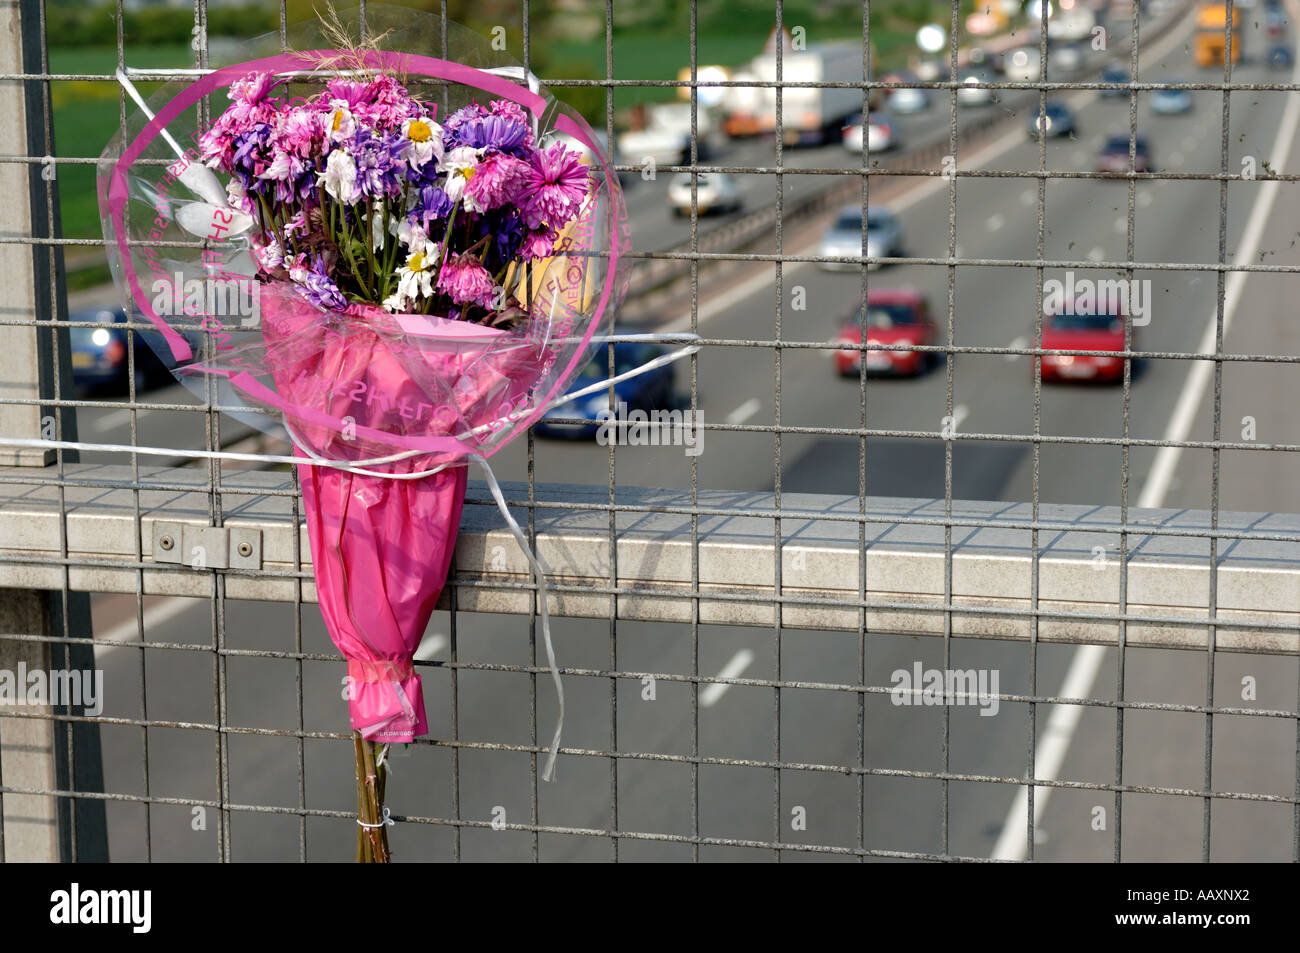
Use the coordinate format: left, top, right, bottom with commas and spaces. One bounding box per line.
76, 6, 1300, 861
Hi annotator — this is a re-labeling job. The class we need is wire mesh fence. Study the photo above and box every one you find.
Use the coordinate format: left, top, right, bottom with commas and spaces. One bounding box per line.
0, 0, 1298, 862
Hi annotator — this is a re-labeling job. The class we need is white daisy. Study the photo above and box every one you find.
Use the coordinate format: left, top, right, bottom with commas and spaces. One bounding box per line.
437, 146, 484, 212
324, 99, 357, 143
384, 240, 441, 312
401, 117, 444, 170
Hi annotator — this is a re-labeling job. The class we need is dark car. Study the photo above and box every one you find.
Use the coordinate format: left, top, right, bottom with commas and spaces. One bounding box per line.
1026, 101, 1077, 138
532, 338, 677, 438
1101, 62, 1132, 98
834, 289, 938, 377
1096, 134, 1153, 173
1040, 307, 1130, 383
68, 307, 172, 394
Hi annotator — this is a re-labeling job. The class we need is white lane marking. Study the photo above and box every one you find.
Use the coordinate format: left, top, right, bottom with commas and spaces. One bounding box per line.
990, 643, 1107, 860
1139, 95, 1300, 510
990, 29, 1300, 862
987, 213, 1005, 232
700, 648, 755, 707
93, 595, 202, 652
415, 633, 447, 661
1169, 150, 1184, 166
1006, 335, 1028, 361
92, 409, 137, 433
1087, 247, 1105, 261
725, 398, 761, 425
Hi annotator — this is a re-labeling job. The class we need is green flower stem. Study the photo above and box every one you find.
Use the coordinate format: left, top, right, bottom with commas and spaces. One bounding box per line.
363, 198, 380, 294
438, 200, 460, 270
337, 207, 370, 300
257, 194, 287, 261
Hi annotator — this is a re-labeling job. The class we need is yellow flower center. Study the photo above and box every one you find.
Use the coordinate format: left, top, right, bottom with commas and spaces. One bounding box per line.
460, 166, 475, 180
332, 110, 344, 132
409, 252, 426, 272
407, 120, 433, 142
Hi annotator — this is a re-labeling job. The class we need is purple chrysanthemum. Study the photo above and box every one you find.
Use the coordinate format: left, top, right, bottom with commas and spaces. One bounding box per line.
490, 99, 534, 146
476, 209, 526, 269
229, 123, 275, 193
436, 252, 496, 309
442, 103, 489, 135
408, 184, 453, 232
349, 129, 409, 200
294, 256, 347, 310
519, 143, 590, 230
449, 113, 530, 153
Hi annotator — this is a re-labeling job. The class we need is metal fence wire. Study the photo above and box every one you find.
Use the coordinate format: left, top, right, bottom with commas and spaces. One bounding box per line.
0, 0, 1298, 862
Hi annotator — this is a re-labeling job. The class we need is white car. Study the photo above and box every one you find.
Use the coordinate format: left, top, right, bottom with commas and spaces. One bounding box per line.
842, 113, 898, 153
1050, 43, 1086, 74
956, 70, 996, 106
666, 172, 742, 216
817, 205, 905, 271
1005, 47, 1043, 84
888, 86, 930, 114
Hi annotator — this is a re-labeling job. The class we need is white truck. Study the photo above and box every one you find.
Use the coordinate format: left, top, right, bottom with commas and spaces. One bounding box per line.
618, 102, 718, 168
729, 42, 867, 146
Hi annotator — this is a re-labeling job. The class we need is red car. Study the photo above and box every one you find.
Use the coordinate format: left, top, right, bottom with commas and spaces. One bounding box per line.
834, 289, 938, 377
1040, 305, 1130, 383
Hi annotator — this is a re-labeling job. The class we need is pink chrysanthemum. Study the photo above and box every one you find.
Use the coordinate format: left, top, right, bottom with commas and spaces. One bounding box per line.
519, 144, 590, 230
199, 71, 283, 167
519, 227, 558, 261
463, 153, 530, 211
436, 253, 497, 309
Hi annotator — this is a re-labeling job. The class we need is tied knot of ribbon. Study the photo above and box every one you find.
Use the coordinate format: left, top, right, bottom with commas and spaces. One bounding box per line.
357, 806, 395, 829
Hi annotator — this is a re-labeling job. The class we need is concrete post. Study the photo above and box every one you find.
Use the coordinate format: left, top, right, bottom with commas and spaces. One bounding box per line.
0, 593, 58, 861
0, 0, 107, 861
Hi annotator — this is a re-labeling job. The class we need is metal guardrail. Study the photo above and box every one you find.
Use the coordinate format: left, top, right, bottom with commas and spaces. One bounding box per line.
2, 466, 1298, 653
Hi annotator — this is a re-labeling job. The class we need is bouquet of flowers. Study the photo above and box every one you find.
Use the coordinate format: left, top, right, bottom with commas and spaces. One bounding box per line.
98, 10, 629, 862
201, 70, 592, 323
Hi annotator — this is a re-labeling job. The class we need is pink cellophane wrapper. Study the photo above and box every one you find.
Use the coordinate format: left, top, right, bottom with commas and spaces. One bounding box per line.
260, 288, 540, 742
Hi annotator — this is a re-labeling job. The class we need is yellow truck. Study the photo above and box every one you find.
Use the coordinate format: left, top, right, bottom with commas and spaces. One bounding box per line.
1194, 2, 1242, 67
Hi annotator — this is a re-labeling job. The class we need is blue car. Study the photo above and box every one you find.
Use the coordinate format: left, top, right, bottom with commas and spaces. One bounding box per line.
68, 307, 171, 393
532, 338, 677, 438
1026, 101, 1077, 138
1101, 62, 1131, 98
1149, 84, 1193, 115
1268, 45, 1294, 69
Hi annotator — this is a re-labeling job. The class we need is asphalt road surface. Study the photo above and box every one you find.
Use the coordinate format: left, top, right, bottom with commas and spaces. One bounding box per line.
82, 6, 1300, 861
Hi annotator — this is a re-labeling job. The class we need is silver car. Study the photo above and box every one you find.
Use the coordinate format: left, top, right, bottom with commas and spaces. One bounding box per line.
818, 205, 904, 271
